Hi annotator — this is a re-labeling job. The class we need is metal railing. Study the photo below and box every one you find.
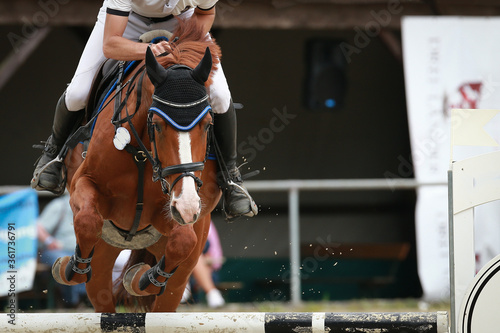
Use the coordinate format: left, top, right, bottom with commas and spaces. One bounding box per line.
1, 179, 447, 304
245, 178, 447, 305
0, 186, 56, 197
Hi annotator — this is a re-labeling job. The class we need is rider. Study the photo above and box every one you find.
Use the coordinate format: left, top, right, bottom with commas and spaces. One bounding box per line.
31, 0, 257, 221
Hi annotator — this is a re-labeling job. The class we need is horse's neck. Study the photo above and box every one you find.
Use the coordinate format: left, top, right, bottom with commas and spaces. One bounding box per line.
128, 109, 151, 148
120, 79, 153, 147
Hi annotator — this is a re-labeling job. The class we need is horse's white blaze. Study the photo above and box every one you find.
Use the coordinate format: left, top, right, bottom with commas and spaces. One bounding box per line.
172, 132, 201, 224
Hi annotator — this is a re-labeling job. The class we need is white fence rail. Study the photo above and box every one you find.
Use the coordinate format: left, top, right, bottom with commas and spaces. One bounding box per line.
4, 311, 449, 333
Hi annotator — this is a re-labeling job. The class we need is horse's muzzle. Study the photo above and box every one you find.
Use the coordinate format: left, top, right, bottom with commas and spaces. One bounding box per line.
170, 199, 201, 225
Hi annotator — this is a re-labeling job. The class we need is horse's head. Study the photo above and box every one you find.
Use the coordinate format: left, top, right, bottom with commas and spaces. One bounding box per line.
145, 47, 213, 225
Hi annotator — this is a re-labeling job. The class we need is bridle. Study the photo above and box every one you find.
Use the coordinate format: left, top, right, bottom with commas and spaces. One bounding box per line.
147, 63, 212, 195
112, 63, 212, 196
147, 108, 211, 195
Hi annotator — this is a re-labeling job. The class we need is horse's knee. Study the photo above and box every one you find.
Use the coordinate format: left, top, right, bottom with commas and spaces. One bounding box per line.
166, 225, 197, 262
73, 207, 103, 252
75, 207, 101, 230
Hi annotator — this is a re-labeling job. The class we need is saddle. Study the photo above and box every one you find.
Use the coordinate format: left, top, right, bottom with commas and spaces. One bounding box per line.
86, 58, 123, 121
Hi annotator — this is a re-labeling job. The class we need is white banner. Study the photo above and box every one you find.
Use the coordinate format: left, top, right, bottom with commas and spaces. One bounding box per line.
402, 17, 500, 300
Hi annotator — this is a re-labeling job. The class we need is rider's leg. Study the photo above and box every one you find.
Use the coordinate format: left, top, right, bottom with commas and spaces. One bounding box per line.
213, 102, 258, 219
31, 4, 108, 195
31, 93, 84, 194
210, 63, 258, 220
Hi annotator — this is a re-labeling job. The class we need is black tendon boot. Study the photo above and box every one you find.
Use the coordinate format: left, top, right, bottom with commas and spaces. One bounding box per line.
214, 101, 258, 221
31, 92, 84, 195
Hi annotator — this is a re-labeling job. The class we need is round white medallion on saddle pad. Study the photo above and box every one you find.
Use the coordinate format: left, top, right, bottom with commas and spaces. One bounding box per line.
458, 253, 500, 333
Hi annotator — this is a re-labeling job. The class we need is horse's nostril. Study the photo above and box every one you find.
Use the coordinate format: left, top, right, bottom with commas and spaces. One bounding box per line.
171, 205, 183, 223
193, 213, 198, 221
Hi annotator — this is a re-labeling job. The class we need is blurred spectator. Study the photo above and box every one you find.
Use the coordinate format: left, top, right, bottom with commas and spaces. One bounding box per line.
37, 194, 87, 307
113, 249, 132, 284
182, 220, 225, 308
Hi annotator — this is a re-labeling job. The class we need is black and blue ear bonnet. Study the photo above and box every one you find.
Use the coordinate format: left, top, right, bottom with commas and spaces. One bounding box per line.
146, 47, 213, 131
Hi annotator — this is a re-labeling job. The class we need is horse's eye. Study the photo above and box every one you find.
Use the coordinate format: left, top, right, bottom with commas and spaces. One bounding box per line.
154, 123, 162, 132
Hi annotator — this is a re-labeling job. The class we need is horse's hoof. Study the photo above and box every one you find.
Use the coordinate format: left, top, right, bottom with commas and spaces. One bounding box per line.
52, 256, 89, 286
123, 263, 151, 296
52, 256, 75, 285
52, 257, 68, 285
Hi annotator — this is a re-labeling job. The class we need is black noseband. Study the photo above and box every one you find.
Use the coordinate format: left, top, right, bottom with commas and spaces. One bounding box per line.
161, 162, 205, 178
160, 161, 205, 195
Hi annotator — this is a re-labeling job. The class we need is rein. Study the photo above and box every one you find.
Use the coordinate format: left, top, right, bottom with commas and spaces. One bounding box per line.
110, 64, 152, 241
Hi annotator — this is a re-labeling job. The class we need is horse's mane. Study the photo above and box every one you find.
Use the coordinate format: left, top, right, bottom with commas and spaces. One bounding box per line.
133, 19, 221, 115
157, 18, 221, 87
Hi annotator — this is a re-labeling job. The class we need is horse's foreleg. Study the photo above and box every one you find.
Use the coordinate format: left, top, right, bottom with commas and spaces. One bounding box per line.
52, 179, 103, 285
123, 223, 200, 299
154, 216, 211, 311
85, 239, 121, 312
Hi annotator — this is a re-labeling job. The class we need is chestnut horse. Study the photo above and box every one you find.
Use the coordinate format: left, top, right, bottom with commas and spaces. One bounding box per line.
52, 21, 222, 312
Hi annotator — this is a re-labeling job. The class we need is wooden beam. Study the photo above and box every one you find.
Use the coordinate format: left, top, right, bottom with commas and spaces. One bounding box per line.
0, 0, 499, 29
214, 2, 432, 30
0, 0, 102, 26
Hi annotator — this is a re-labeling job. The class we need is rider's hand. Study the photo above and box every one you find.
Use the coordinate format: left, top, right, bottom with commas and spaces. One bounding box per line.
150, 41, 172, 56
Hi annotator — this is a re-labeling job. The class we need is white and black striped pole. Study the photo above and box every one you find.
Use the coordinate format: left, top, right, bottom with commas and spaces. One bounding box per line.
5, 312, 448, 333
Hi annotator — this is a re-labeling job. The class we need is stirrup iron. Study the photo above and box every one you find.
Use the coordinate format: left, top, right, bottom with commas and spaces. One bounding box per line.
223, 180, 258, 222
30, 156, 67, 195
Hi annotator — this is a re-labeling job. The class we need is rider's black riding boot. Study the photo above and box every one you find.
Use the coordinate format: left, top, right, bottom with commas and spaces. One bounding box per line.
214, 101, 258, 221
31, 92, 84, 195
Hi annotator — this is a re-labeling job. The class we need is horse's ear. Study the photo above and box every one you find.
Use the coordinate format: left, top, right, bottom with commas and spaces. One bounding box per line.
192, 47, 212, 84
145, 47, 168, 87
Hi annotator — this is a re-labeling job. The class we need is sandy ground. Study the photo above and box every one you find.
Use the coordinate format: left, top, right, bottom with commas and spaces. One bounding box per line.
21, 299, 450, 314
